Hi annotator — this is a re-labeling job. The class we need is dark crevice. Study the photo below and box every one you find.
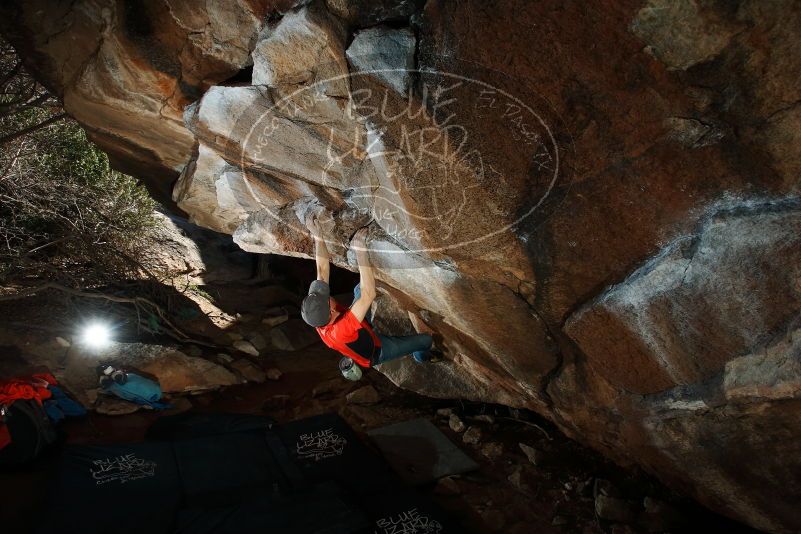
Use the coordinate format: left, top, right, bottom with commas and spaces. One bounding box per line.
220, 65, 254, 86
764, 97, 801, 122
496, 279, 565, 412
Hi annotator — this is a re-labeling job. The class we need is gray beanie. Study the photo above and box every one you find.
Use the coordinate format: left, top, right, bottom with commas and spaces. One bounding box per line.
301, 280, 331, 327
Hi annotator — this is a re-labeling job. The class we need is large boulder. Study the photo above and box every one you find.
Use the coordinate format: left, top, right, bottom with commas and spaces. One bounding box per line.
346, 26, 416, 95
116, 345, 241, 394
145, 211, 253, 284
560, 201, 801, 532
565, 201, 801, 395
4, 1, 801, 530
0, 0, 302, 202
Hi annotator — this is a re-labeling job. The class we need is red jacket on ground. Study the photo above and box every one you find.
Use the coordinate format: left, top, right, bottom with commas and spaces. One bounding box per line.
0, 373, 57, 449
0, 373, 56, 406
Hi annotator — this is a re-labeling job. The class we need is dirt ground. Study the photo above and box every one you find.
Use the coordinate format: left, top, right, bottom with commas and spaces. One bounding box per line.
0, 267, 755, 533
0, 340, 753, 533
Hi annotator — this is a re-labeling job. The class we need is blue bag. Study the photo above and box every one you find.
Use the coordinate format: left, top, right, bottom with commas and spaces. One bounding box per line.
44, 385, 87, 423
105, 373, 171, 410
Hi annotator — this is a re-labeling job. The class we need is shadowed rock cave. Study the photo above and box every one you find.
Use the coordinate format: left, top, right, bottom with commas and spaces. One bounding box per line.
0, 1, 799, 533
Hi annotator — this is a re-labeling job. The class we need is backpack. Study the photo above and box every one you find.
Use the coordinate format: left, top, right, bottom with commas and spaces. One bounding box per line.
104, 373, 170, 409
0, 398, 58, 467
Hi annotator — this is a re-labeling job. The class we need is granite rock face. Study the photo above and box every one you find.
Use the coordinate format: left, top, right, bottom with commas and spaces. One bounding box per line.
146, 211, 253, 284
565, 200, 801, 395
126, 347, 241, 394
3, 1, 801, 530
346, 26, 416, 95
0, 0, 302, 201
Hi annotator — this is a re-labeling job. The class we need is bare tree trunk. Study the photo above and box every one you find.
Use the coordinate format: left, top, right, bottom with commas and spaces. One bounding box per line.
0, 112, 66, 146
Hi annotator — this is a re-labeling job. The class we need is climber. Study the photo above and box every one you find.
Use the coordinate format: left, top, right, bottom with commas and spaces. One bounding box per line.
300, 214, 441, 369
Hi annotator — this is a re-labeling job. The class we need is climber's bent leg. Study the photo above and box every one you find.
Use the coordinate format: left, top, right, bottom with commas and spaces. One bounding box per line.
375, 333, 434, 364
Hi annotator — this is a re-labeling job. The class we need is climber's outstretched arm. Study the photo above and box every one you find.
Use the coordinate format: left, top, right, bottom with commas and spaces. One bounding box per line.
350, 228, 375, 322
307, 216, 330, 284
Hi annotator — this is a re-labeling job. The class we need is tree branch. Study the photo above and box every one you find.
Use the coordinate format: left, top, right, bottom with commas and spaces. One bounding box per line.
0, 60, 22, 89
499, 416, 553, 440
0, 141, 24, 181
0, 112, 67, 146
0, 282, 221, 349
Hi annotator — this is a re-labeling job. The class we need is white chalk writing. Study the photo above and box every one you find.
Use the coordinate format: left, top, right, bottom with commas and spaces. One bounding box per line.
90, 453, 156, 485
296, 428, 347, 461
375, 507, 444, 534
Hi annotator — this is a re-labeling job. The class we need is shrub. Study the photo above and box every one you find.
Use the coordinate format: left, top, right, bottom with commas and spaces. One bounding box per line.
0, 36, 157, 289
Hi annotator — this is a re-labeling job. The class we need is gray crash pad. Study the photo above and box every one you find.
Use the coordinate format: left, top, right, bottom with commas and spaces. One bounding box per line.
367, 418, 479, 485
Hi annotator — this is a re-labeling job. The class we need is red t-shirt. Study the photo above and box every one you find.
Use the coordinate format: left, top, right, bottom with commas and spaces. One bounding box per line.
316, 302, 381, 367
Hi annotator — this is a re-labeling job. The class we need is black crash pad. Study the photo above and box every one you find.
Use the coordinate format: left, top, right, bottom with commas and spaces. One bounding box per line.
275, 412, 397, 495
175, 481, 370, 534
368, 418, 479, 485
359, 488, 464, 534
37, 412, 462, 533
40, 442, 182, 534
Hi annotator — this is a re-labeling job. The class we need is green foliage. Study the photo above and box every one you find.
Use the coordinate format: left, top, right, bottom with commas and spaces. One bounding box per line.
185, 282, 215, 303
0, 119, 158, 284
0, 37, 157, 287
